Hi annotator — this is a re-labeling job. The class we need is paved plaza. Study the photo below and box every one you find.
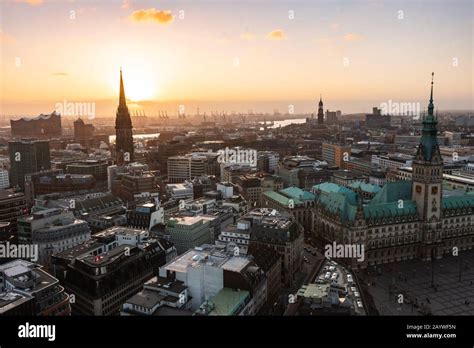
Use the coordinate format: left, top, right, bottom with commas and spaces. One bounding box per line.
357, 250, 474, 315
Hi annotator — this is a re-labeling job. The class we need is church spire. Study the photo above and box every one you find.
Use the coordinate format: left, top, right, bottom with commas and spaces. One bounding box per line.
119, 67, 127, 107
317, 94, 324, 124
115, 68, 134, 164
427, 72, 434, 117
416, 72, 440, 162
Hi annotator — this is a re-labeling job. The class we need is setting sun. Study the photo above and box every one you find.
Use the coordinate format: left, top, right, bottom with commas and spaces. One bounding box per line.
125, 75, 159, 102
111, 65, 160, 102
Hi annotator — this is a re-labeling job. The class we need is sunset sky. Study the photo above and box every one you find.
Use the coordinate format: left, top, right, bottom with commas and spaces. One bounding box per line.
0, 0, 472, 116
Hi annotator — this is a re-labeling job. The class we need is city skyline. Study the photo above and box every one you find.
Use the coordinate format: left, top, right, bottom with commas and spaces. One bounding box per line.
1, 0, 473, 116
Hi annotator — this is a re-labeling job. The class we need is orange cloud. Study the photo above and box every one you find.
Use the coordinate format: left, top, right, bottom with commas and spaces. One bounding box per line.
130, 8, 174, 24
14, 0, 43, 5
344, 33, 364, 41
267, 29, 286, 40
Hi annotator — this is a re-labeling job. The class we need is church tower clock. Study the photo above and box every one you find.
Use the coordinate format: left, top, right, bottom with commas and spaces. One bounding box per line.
411, 73, 443, 260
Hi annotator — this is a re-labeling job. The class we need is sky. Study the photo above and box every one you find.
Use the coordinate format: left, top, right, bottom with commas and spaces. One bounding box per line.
0, 0, 472, 116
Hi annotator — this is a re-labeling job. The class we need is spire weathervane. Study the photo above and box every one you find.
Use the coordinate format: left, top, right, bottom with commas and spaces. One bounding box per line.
427, 72, 434, 116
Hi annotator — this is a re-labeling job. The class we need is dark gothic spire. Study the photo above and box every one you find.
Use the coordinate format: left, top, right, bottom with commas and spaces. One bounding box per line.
427, 72, 434, 117
416, 72, 440, 162
119, 67, 127, 107
317, 94, 324, 124
115, 68, 134, 163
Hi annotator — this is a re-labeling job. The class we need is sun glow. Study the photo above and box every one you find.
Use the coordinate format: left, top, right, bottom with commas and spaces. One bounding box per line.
125, 77, 158, 102
111, 65, 160, 102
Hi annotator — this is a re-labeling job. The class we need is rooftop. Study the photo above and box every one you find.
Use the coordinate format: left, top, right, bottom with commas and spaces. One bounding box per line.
202, 287, 250, 316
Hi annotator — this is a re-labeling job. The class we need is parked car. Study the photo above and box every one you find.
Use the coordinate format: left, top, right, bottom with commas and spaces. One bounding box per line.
357, 300, 363, 308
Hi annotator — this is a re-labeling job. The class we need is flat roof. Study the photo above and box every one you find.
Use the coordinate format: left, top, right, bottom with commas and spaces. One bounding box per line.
220, 257, 250, 273
125, 289, 165, 309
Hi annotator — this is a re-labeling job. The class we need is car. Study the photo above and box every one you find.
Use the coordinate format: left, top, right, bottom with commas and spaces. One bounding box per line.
354, 291, 360, 298
347, 274, 353, 283
332, 272, 338, 278
350, 287, 357, 292
356, 300, 363, 308
324, 272, 331, 279
331, 273, 338, 280
328, 266, 336, 271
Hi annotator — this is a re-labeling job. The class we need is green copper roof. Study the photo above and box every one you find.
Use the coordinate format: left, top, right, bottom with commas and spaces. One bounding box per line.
442, 193, 474, 210
313, 182, 357, 204
318, 192, 357, 222
364, 200, 417, 220
416, 73, 441, 162
369, 181, 412, 205
280, 187, 316, 201
348, 181, 382, 194
263, 190, 303, 206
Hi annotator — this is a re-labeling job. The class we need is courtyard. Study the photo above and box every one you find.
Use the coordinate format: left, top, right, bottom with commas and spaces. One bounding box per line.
357, 250, 474, 315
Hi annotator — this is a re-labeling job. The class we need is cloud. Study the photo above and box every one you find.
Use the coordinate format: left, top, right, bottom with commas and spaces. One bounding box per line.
51, 72, 68, 76
343, 33, 364, 42
0, 30, 16, 44
240, 32, 256, 41
266, 29, 286, 40
129, 8, 174, 24
14, 0, 43, 5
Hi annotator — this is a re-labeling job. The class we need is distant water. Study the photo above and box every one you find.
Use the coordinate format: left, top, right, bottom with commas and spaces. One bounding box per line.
109, 119, 307, 142
109, 133, 160, 144
260, 118, 307, 130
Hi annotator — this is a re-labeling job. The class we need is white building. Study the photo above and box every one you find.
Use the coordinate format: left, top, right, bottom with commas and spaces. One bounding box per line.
166, 182, 193, 200
216, 182, 234, 198
158, 245, 266, 314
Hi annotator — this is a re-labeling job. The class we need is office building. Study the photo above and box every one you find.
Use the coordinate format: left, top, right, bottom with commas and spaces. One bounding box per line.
9, 139, 51, 189
51, 227, 173, 315
17, 208, 91, 269
322, 143, 351, 168
0, 260, 71, 315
